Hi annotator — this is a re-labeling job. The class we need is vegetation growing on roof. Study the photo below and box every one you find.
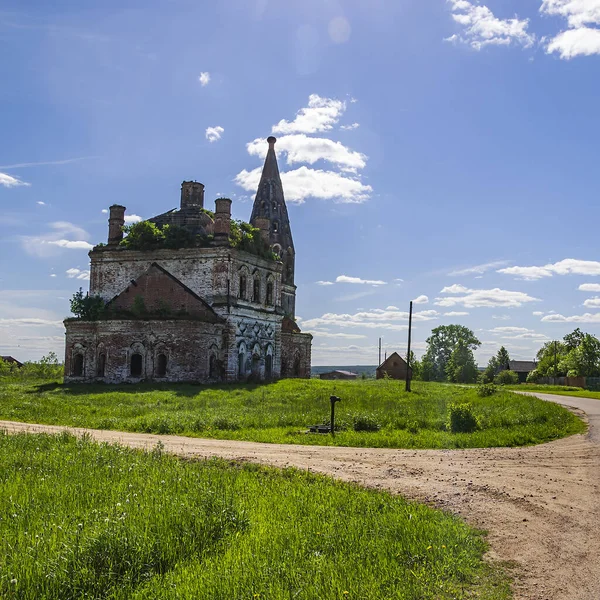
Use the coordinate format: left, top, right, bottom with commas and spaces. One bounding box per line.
116, 219, 277, 260
229, 220, 278, 261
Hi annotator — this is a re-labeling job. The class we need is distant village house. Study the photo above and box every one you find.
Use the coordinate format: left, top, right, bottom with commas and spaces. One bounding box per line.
1, 356, 23, 368
319, 370, 358, 381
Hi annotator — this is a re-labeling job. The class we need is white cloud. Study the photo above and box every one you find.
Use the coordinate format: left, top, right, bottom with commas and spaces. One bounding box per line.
272, 94, 346, 134
583, 297, 600, 308
205, 126, 224, 143
302, 307, 439, 332
444, 311, 470, 316
490, 326, 532, 333
49, 240, 94, 250
436, 284, 540, 308
386, 306, 399, 311
316, 281, 334, 286
305, 330, 367, 340
446, 0, 535, 50
21, 221, 94, 257
237, 95, 369, 204
0, 318, 62, 328
235, 165, 372, 204
246, 134, 366, 171
546, 26, 600, 57
340, 122, 360, 131
66, 268, 90, 280
579, 283, 600, 292
533, 311, 545, 316
198, 72, 211, 86
124, 214, 142, 224
498, 258, 600, 280
541, 1, 600, 58
449, 260, 508, 276
413, 295, 429, 304
0, 173, 30, 188
541, 0, 600, 27
37, 201, 46, 206
492, 314, 511, 320
542, 312, 600, 323
336, 275, 387, 286
101, 209, 108, 214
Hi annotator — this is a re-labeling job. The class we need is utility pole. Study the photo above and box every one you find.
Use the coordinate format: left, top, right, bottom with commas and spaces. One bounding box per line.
554, 340, 558, 384
378, 337, 382, 366
406, 301, 413, 392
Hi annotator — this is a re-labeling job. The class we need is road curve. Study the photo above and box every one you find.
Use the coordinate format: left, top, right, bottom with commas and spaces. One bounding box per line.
1, 391, 599, 600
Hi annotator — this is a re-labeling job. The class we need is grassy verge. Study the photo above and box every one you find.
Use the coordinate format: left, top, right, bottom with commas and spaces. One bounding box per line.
0, 432, 511, 599
0, 379, 584, 449
508, 384, 600, 400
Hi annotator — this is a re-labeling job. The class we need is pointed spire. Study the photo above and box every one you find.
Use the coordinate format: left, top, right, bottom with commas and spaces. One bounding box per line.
250, 136, 294, 256
250, 137, 296, 314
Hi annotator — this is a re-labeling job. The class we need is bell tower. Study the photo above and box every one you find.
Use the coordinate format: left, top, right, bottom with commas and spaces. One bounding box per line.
250, 137, 296, 318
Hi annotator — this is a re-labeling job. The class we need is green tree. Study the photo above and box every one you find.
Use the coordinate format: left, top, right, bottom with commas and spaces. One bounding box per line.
536, 341, 568, 377
406, 350, 422, 380
496, 346, 511, 370
445, 340, 479, 384
421, 325, 481, 382
561, 332, 600, 377
70, 289, 106, 320
563, 328, 585, 352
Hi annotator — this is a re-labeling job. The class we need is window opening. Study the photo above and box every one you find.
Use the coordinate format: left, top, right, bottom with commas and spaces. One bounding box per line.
253, 278, 260, 303
97, 353, 106, 377
73, 354, 84, 377
239, 275, 247, 299
266, 281, 273, 305
131, 353, 143, 377
156, 353, 167, 377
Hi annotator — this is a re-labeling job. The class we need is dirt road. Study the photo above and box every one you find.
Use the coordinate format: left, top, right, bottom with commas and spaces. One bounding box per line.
1, 391, 599, 600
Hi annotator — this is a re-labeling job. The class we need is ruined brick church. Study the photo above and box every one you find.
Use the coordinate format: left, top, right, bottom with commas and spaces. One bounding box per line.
64, 137, 312, 383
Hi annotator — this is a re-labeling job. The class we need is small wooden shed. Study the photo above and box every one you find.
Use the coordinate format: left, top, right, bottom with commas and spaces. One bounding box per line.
376, 352, 412, 380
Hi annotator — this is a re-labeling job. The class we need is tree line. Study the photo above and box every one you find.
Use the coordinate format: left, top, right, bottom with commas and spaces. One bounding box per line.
412, 325, 600, 384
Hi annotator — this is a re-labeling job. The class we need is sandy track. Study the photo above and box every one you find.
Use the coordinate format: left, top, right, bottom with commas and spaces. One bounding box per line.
1, 391, 599, 600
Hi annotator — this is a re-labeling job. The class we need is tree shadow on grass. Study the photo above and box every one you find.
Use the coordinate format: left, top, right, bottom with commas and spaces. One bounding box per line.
26, 380, 283, 398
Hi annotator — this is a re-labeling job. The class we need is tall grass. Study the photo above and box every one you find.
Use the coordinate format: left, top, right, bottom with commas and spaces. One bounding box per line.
0, 379, 585, 449
0, 432, 510, 599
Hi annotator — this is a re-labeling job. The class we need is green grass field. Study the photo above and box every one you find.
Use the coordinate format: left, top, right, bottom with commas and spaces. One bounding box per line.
508, 383, 600, 400
0, 379, 584, 449
0, 431, 510, 599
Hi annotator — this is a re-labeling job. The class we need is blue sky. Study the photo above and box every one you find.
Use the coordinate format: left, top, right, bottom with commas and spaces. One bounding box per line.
2, 0, 600, 365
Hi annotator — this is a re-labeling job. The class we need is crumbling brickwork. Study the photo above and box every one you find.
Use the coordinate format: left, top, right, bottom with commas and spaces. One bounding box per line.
64, 137, 311, 384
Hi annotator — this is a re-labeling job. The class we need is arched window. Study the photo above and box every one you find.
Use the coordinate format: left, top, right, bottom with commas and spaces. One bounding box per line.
155, 353, 167, 377
131, 353, 143, 377
238, 342, 247, 377
266, 281, 274, 305
97, 353, 106, 377
209, 354, 217, 378
293, 356, 301, 377
273, 221, 279, 233
239, 275, 247, 299
73, 354, 84, 377
253, 278, 261, 303
272, 202, 277, 211
265, 346, 273, 379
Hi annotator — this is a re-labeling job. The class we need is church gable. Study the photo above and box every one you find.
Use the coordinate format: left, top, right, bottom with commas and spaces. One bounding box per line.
107, 263, 222, 323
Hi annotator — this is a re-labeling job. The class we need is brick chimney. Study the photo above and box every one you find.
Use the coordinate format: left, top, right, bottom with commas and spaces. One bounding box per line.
108, 205, 126, 245
181, 181, 205, 209
213, 198, 232, 246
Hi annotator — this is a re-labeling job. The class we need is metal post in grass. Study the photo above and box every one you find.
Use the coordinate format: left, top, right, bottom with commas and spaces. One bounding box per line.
405, 301, 413, 393
330, 395, 341, 435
